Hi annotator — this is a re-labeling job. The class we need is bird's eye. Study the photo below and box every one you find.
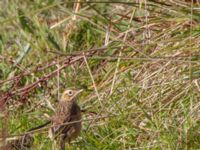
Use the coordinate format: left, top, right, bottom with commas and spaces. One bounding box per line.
67, 90, 73, 96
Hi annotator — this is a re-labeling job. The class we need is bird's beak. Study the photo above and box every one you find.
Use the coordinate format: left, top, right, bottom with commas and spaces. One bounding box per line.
77, 89, 83, 94
72, 89, 83, 99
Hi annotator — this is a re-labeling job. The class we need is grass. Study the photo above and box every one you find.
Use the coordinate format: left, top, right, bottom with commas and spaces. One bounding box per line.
0, 0, 200, 149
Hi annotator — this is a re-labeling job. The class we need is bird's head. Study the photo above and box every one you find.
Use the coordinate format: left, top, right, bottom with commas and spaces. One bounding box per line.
60, 89, 83, 102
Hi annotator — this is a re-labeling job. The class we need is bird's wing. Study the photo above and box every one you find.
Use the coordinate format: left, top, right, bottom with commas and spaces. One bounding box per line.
51, 105, 72, 138
51, 102, 80, 139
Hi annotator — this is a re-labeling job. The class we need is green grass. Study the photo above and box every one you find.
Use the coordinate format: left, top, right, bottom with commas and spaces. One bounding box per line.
0, 0, 200, 149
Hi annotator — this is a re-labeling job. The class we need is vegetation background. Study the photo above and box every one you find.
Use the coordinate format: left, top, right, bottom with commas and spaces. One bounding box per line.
0, 0, 200, 149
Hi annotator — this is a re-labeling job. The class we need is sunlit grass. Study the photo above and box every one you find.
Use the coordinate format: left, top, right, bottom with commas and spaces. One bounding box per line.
0, 0, 200, 149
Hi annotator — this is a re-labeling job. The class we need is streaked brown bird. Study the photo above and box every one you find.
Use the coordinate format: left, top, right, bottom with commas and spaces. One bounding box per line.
50, 89, 82, 150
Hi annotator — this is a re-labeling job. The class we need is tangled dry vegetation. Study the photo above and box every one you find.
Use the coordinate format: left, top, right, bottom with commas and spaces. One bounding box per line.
0, 0, 200, 149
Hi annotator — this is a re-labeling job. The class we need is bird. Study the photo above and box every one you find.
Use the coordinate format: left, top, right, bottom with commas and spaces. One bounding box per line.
50, 89, 83, 150
10, 89, 82, 150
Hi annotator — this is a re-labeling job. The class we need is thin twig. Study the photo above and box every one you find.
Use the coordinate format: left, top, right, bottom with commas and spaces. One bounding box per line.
83, 53, 103, 108
85, 55, 200, 64
110, 8, 136, 95
3, 115, 116, 141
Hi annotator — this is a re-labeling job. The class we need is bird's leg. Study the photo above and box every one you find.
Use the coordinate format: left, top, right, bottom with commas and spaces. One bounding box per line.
60, 135, 66, 150
67, 143, 71, 150
60, 142, 65, 150
67, 139, 72, 150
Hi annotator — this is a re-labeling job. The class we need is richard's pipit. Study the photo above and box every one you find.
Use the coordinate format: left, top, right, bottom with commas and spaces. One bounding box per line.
50, 89, 82, 150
